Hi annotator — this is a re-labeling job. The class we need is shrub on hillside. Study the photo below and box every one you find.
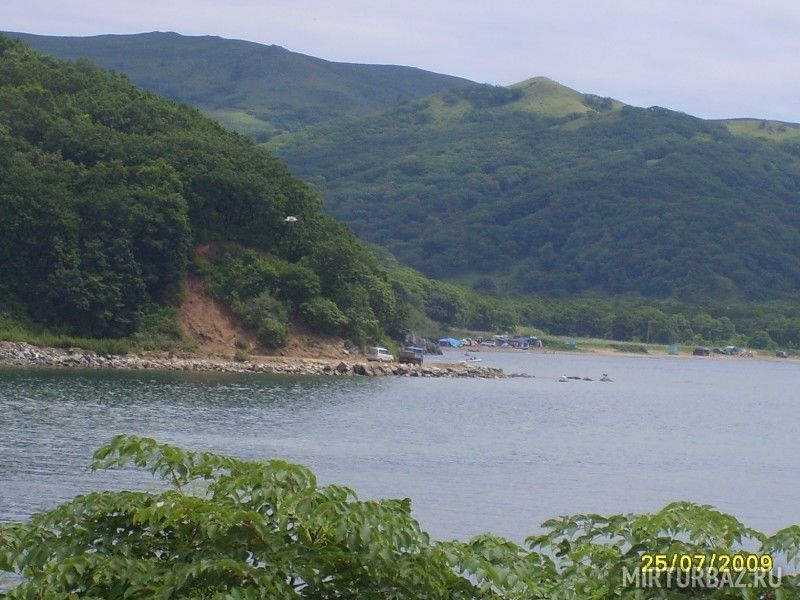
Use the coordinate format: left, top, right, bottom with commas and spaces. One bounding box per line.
256, 316, 289, 349
299, 297, 348, 335
233, 292, 289, 349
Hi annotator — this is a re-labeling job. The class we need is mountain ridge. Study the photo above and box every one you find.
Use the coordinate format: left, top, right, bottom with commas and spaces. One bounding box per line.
5, 30, 478, 139
9, 30, 800, 141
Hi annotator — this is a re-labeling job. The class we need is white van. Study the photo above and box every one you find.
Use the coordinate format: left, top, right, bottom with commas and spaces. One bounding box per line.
366, 347, 394, 362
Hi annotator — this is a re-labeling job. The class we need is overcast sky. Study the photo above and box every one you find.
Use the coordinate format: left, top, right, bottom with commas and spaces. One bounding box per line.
4, 0, 799, 122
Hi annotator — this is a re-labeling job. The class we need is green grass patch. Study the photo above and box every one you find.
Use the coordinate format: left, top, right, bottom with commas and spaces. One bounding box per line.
0, 305, 189, 356
538, 336, 576, 351
508, 77, 594, 118
205, 108, 275, 141
721, 118, 800, 141
0, 325, 134, 355
608, 342, 649, 354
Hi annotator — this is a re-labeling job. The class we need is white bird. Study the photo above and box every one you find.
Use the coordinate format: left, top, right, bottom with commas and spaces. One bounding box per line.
284, 215, 298, 223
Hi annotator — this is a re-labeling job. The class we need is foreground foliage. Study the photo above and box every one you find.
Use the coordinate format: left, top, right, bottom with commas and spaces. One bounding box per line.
1, 436, 798, 598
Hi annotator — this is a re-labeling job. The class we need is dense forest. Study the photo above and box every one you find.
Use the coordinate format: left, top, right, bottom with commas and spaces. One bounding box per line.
270, 79, 800, 302
11, 33, 800, 309
0, 35, 403, 346
8, 31, 477, 140
2, 36, 800, 352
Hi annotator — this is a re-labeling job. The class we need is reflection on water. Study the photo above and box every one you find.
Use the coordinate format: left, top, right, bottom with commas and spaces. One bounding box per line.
1, 352, 798, 541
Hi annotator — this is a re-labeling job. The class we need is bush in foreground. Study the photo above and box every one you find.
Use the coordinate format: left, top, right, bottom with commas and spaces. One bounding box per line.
1, 435, 798, 598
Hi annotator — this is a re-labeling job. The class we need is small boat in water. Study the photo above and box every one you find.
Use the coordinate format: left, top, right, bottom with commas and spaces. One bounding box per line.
559, 374, 569, 382
459, 354, 482, 363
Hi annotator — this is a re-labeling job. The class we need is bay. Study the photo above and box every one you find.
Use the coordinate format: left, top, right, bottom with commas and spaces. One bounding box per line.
1, 351, 797, 541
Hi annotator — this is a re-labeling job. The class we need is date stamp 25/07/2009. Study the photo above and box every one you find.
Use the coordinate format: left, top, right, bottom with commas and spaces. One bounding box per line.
622, 553, 784, 590
640, 553, 774, 574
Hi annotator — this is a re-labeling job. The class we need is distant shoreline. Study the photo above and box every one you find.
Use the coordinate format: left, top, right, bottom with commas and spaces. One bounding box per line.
1, 340, 794, 381
439, 345, 799, 364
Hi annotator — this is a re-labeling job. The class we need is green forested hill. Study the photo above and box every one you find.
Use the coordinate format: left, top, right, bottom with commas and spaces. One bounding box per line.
0, 35, 404, 345
6, 31, 476, 140
3, 35, 800, 350
270, 79, 800, 301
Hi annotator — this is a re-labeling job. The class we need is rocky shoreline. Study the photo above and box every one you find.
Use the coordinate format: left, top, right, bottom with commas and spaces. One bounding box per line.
0, 342, 507, 379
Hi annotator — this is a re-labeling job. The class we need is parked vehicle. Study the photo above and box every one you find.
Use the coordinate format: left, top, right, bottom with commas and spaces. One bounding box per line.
365, 347, 394, 362
776, 350, 788, 358
713, 346, 740, 355
398, 346, 424, 366
693, 347, 711, 356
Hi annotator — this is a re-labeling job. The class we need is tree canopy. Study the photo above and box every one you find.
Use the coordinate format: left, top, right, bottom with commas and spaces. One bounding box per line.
0, 35, 402, 343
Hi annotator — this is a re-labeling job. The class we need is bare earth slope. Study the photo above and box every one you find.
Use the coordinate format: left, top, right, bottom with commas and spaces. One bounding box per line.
178, 245, 349, 360
177, 273, 258, 357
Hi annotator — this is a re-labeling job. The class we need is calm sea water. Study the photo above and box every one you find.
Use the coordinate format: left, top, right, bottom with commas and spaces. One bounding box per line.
1, 351, 798, 541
